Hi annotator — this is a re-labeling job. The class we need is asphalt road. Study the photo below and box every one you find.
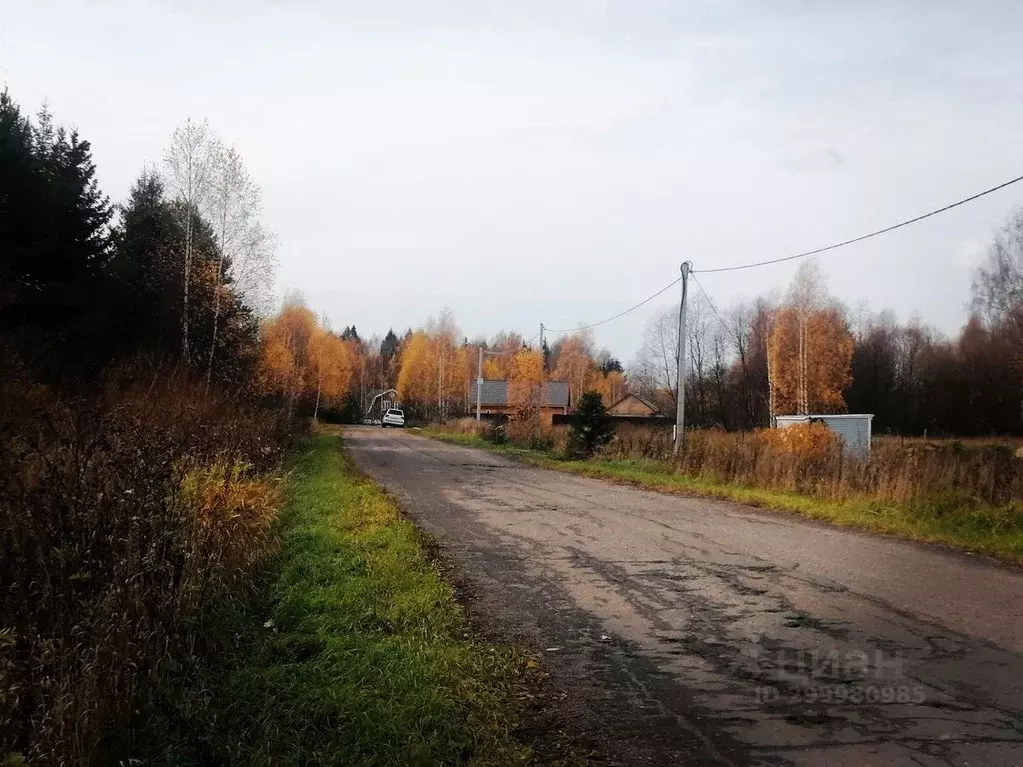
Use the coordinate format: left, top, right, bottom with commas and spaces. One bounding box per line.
344, 426, 1023, 766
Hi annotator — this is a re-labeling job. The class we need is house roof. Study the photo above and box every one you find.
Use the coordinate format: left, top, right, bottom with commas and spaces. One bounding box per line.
469, 380, 570, 407
607, 392, 661, 415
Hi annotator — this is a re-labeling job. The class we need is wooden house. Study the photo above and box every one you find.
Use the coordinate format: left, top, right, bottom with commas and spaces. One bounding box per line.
606, 393, 666, 423
469, 380, 570, 427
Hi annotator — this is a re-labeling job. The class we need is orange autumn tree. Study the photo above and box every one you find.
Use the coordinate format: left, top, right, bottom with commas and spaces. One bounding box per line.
256, 293, 361, 417
448, 343, 472, 413
552, 333, 596, 407
592, 369, 628, 406
395, 310, 470, 419
309, 327, 356, 420
482, 358, 503, 379
257, 301, 317, 410
482, 332, 526, 379
768, 262, 853, 414
508, 348, 547, 439
396, 330, 436, 408
429, 310, 467, 418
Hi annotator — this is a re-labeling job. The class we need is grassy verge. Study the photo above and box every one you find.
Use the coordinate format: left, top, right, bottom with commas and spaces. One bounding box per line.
422, 428, 1023, 565
211, 430, 546, 764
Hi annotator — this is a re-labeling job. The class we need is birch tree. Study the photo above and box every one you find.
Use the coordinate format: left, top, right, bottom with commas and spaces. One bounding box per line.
785, 260, 826, 414
552, 331, 596, 407
203, 143, 266, 383
164, 118, 214, 364
769, 306, 852, 414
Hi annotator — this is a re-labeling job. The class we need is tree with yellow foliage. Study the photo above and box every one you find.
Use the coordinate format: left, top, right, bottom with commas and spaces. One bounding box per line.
552, 332, 596, 407
508, 348, 546, 412
396, 330, 436, 408
394, 311, 477, 419
508, 348, 547, 439
309, 328, 356, 420
257, 301, 317, 411
482, 332, 525, 379
768, 262, 853, 414
256, 298, 362, 418
482, 357, 503, 380
592, 369, 628, 406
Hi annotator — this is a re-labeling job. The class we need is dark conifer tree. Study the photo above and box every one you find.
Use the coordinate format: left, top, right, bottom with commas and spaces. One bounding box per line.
380, 329, 400, 368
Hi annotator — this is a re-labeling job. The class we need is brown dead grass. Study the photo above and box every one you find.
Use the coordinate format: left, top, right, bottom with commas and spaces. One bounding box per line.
0, 364, 292, 764
605, 423, 1023, 507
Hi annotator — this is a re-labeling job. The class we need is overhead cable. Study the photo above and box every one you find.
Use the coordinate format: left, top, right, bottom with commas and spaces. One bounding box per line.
696, 173, 1023, 274
545, 276, 682, 334
690, 273, 728, 329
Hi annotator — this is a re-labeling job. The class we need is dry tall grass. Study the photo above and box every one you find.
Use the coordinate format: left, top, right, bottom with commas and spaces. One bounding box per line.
442, 417, 1023, 509
605, 423, 1023, 508
444, 416, 570, 452
0, 363, 291, 764
443, 417, 491, 439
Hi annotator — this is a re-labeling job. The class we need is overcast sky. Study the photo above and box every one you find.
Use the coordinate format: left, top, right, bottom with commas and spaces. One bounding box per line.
4, 0, 1023, 359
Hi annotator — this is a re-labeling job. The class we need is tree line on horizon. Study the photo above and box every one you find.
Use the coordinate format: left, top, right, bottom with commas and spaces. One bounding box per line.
5, 83, 1021, 438
271, 236, 1023, 438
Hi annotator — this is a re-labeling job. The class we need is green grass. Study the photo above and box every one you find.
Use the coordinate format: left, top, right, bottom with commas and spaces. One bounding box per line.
423, 429, 1023, 565
211, 430, 543, 765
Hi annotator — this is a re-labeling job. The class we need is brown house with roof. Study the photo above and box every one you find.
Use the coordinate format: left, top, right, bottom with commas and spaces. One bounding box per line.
606, 393, 667, 423
469, 380, 570, 427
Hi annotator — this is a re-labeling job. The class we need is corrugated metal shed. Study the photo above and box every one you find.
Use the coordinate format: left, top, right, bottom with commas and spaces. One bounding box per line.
469, 380, 569, 408
775, 414, 874, 456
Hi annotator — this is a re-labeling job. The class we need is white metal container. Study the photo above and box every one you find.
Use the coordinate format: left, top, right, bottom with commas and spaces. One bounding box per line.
775, 414, 874, 456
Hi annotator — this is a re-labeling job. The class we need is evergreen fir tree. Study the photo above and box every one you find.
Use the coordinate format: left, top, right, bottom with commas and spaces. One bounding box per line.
380, 328, 400, 368
0, 89, 112, 328
568, 391, 616, 458
108, 170, 184, 353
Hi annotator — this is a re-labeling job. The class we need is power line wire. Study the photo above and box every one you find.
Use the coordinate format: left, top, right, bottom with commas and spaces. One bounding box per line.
690, 273, 728, 330
545, 276, 682, 334
695, 173, 1023, 274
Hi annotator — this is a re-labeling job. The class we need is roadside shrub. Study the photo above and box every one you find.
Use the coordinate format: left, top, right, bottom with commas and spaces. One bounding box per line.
758, 421, 840, 461
487, 421, 509, 444
505, 407, 539, 445
0, 364, 290, 764
528, 430, 556, 452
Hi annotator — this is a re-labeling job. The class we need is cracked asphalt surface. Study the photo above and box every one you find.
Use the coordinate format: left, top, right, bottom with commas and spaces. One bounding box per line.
344, 427, 1023, 766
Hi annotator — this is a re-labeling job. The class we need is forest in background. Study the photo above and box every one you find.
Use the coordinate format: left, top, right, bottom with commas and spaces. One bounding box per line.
266, 244, 1023, 438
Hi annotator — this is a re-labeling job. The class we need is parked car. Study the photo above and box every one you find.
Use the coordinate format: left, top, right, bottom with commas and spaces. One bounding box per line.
381, 408, 405, 428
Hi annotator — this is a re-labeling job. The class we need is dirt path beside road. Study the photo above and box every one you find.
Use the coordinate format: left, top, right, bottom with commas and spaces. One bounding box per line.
345, 426, 1023, 766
